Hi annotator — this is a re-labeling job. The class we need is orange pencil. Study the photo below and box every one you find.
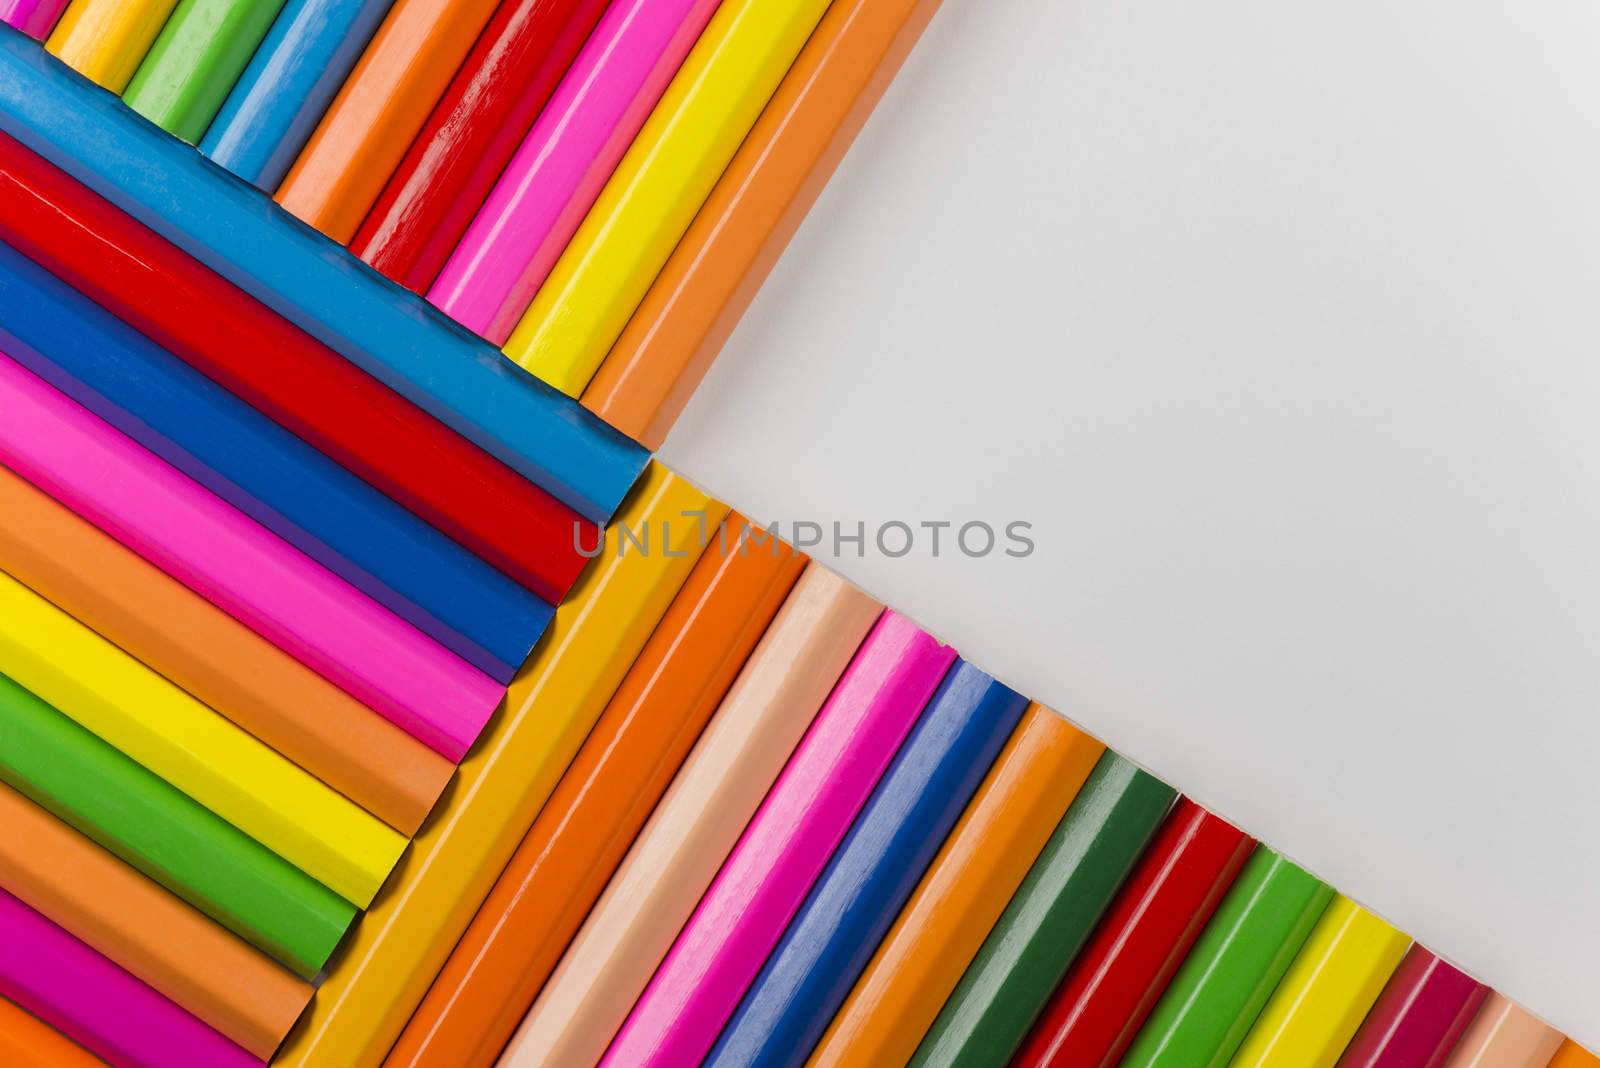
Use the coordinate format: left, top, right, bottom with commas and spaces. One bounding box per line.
1550, 1042, 1600, 1068
0, 995, 98, 1067
582, 0, 946, 449
386, 514, 804, 1068
0, 782, 311, 1060
0, 463, 451, 836
806, 705, 1105, 1068
274, 0, 501, 242
498, 563, 881, 1068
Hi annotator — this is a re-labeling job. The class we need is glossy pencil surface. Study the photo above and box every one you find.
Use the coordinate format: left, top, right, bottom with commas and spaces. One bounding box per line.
275, 467, 719, 1068
0, 673, 354, 977
1119, 847, 1336, 1068
45, 0, 179, 91
355, 0, 611, 293
1014, 800, 1255, 1068
909, 754, 1177, 1068
1550, 1043, 1600, 1068
202, 0, 396, 190
0, 783, 312, 1060
603, 613, 957, 1067
0, 0, 68, 38
1337, 946, 1488, 1068
0, 352, 503, 761
0, 240, 549, 691
274, 0, 503, 241
0, 889, 257, 1068
585, 0, 947, 448
807, 706, 1106, 1068
1441, 995, 1563, 1068
0, 36, 650, 523
0, 130, 592, 606
0, 461, 451, 837
500, 564, 882, 1068
386, 514, 804, 1068
0, 571, 407, 908
1231, 896, 1411, 1068
0, 994, 99, 1067
123, 0, 289, 142
429, 0, 720, 341
504, 0, 834, 396
706, 661, 1028, 1068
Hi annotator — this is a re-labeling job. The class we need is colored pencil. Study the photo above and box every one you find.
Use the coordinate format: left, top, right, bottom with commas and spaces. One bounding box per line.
0, 464, 452, 836
201, 0, 396, 190
1441, 996, 1564, 1068
1337, 946, 1488, 1068
0, 995, 99, 1067
274, 0, 502, 241
0, 783, 312, 1059
387, 514, 804, 1068
0, 242, 550, 688
1230, 896, 1411, 1068
499, 564, 883, 1068
272, 467, 719, 1068
1550, 1043, 1600, 1068
584, 0, 948, 448
0, 0, 67, 38
123, 0, 288, 143
44, 0, 178, 92
0, 571, 406, 907
1015, 800, 1256, 1068
429, 0, 721, 341
706, 663, 1028, 1068
501, 0, 834, 396
0, 354, 503, 761
604, 614, 957, 1067
0, 35, 650, 523
0, 131, 592, 606
0, 673, 354, 977
909, 754, 1177, 1068
354, 0, 611, 293
0, 889, 258, 1068
807, 705, 1107, 1068
1119, 847, 1337, 1068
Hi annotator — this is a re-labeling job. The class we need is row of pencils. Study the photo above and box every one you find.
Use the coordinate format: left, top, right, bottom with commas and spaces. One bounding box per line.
0, 3, 1591, 1067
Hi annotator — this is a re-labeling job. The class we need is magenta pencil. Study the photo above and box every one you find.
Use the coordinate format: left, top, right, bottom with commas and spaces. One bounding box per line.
1338, 945, 1489, 1068
0, 352, 502, 760
0, 888, 258, 1068
599, 611, 956, 1068
428, 0, 722, 343
0, 0, 68, 38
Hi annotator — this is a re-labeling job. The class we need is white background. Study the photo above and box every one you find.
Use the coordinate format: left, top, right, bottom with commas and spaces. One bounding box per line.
661, 0, 1600, 1045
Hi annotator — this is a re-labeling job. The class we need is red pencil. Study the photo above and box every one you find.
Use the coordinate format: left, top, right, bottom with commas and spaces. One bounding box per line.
352, 0, 611, 293
1015, 799, 1256, 1068
0, 130, 594, 603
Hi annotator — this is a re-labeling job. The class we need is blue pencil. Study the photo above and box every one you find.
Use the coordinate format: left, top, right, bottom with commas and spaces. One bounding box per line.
201, 0, 395, 191
0, 28, 648, 523
705, 661, 1028, 1068
0, 240, 551, 682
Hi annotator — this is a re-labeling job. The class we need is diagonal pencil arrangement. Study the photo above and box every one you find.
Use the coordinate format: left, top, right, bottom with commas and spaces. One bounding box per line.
0, 5, 1591, 1067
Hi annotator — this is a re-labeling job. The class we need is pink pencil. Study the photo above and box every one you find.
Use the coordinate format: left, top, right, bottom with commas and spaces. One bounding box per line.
0, 352, 502, 761
599, 611, 955, 1068
428, 0, 722, 343
0, 888, 259, 1067
0, 0, 69, 39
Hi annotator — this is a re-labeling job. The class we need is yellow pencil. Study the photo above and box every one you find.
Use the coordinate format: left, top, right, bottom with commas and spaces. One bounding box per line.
503, 0, 834, 396
272, 463, 722, 1068
45, 0, 180, 93
0, 568, 405, 906
1230, 895, 1411, 1068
